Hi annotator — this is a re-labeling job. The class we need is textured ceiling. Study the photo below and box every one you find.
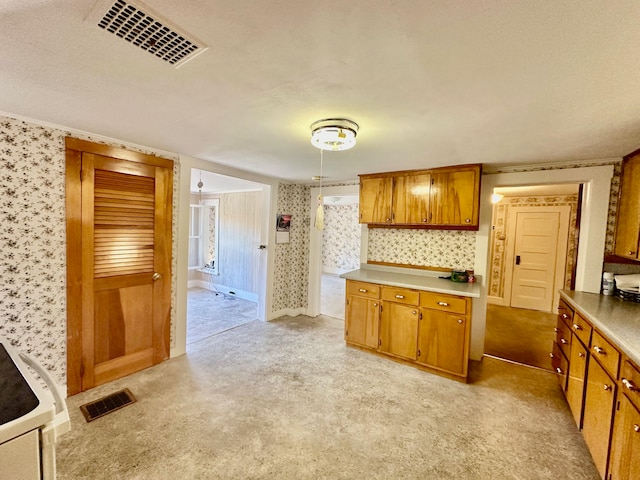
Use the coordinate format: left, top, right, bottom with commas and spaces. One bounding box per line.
1, 0, 639, 183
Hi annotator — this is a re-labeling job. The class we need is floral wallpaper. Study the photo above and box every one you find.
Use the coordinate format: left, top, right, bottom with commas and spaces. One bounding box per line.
0, 114, 178, 388
272, 183, 310, 312
322, 204, 361, 271
367, 229, 476, 270
488, 194, 579, 299
208, 205, 216, 263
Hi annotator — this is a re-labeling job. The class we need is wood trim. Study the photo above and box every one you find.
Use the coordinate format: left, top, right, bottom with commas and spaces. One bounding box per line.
65, 149, 83, 396
364, 223, 479, 231
366, 260, 452, 273
604, 254, 640, 265
65, 137, 174, 169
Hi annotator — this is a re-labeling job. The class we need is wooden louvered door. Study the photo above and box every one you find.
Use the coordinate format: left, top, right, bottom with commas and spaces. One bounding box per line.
66, 139, 172, 394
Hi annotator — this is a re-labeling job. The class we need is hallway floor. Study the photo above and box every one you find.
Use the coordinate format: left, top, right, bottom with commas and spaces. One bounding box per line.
320, 273, 345, 319
484, 304, 556, 370
57, 315, 598, 479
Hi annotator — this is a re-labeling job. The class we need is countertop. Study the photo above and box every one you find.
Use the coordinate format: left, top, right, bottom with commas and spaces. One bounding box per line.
560, 290, 640, 367
340, 264, 481, 298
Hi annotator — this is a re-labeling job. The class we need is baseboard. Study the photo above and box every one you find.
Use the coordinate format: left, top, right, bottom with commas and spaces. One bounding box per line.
191, 281, 257, 302
487, 296, 505, 306
269, 307, 307, 320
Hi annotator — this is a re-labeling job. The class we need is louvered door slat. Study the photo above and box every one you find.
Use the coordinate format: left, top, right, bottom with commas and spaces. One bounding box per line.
94, 170, 155, 279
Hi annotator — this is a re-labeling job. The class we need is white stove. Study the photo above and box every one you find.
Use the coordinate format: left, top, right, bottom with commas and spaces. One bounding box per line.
0, 339, 70, 480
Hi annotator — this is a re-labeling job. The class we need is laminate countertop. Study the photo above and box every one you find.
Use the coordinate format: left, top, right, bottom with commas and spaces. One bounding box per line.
560, 290, 640, 366
340, 265, 481, 298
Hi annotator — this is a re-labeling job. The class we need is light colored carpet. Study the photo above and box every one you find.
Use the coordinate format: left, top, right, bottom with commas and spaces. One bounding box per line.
484, 304, 556, 370
187, 287, 257, 345
57, 315, 598, 480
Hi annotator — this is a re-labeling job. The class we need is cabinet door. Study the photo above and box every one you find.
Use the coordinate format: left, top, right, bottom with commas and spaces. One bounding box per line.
608, 394, 640, 480
565, 335, 588, 428
379, 302, 419, 360
430, 167, 480, 227
417, 309, 468, 375
582, 359, 617, 479
345, 295, 379, 349
393, 173, 431, 224
359, 176, 393, 224
614, 154, 640, 260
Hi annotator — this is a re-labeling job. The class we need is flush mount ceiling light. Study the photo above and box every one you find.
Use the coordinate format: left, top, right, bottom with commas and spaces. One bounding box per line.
310, 118, 359, 151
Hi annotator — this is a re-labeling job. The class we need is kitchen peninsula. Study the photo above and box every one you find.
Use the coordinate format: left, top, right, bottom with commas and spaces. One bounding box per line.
341, 264, 480, 382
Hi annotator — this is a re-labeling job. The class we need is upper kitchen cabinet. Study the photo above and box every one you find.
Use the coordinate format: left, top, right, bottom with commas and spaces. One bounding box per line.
359, 164, 481, 229
615, 151, 640, 261
430, 166, 481, 227
359, 175, 393, 224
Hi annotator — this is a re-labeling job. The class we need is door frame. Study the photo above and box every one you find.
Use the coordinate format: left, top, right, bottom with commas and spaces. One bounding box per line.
307, 184, 365, 317
503, 205, 571, 312
473, 164, 614, 362
173, 154, 279, 358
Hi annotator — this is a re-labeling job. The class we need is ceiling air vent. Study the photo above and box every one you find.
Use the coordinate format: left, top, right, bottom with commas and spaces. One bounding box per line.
94, 0, 207, 67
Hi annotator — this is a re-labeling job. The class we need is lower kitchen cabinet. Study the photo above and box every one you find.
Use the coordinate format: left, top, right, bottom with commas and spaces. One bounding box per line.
565, 335, 588, 428
582, 353, 618, 479
344, 279, 473, 382
379, 301, 419, 360
345, 294, 379, 349
608, 394, 640, 480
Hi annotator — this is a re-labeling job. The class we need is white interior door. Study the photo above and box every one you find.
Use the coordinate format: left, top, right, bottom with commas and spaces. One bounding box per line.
505, 206, 571, 312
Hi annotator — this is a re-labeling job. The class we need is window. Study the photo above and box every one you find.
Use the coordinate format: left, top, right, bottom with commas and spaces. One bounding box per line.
188, 205, 202, 269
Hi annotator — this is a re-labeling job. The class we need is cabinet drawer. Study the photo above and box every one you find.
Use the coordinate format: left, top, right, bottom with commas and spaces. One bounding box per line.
419, 292, 467, 315
346, 281, 380, 299
569, 312, 592, 347
555, 318, 572, 359
551, 341, 569, 391
621, 360, 640, 411
381, 286, 419, 306
557, 299, 574, 327
590, 331, 621, 379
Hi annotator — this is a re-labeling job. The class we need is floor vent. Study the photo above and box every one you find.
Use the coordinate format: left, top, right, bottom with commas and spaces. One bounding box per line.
95, 0, 207, 67
80, 388, 136, 423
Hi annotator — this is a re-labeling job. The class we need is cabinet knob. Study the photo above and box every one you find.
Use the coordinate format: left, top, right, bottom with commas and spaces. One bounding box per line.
561, 313, 569, 320
465, 218, 470, 223
572, 324, 582, 331
373, 303, 378, 307
603, 384, 612, 391
359, 289, 367, 293
437, 301, 449, 307
629, 250, 636, 256
593, 346, 605, 355
634, 424, 640, 433
457, 319, 463, 324
556, 367, 563, 374
578, 352, 585, 358
385, 217, 391, 222
422, 218, 428, 222
560, 338, 568, 345
622, 378, 638, 392
554, 328, 559, 333
549, 353, 555, 358
411, 310, 417, 315
395, 294, 405, 299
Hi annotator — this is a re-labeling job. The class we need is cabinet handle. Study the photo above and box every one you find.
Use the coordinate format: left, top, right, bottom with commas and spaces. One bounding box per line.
572, 324, 582, 331
634, 424, 640, 433
622, 378, 638, 392
437, 302, 449, 306
560, 338, 568, 345
603, 384, 612, 391
556, 367, 563, 374
457, 319, 463, 324
395, 294, 405, 299
359, 289, 367, 293
593, 346, 605, 355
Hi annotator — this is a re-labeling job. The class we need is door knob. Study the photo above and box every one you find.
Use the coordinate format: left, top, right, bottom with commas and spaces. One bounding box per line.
152, 273, 161, 281
258, 245, 267, 250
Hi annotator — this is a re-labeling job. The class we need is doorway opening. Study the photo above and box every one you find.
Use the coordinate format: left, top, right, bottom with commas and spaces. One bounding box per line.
308, 184, 365, 319
186, 169, 266, 347
484, 183, 581, 370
